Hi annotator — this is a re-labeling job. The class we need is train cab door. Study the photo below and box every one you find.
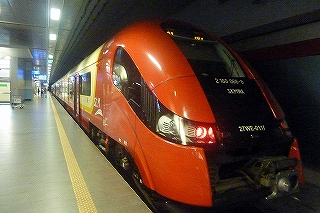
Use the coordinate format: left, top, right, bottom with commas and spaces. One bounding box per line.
74, 73, 81, 122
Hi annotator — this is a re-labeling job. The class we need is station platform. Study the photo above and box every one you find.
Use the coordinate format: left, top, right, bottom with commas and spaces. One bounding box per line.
0, 94, 151, 213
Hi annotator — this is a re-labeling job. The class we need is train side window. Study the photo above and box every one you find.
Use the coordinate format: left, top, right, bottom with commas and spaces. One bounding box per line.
113, 47, 160, 130
113, 47, 141, 106
113, 64, 128, 91
81, 72, 91, 96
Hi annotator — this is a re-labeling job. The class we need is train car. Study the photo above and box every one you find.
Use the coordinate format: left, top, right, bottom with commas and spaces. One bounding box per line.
51, 20, 303, 210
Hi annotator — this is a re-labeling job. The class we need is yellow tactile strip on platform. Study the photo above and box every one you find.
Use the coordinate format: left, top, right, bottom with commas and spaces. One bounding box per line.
50, 96, 98, 213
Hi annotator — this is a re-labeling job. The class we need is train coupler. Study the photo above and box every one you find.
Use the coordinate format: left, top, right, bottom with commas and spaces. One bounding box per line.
242, 156, 299, 199
262, 169, 299, 199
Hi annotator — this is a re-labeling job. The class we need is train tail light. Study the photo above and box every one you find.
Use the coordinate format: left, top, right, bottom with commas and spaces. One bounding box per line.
157, 113, 218, 146
195, 126, 216, 143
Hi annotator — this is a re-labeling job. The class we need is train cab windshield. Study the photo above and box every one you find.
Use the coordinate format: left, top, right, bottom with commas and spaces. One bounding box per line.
161, 21, 245, 79
176, 39, 245, 78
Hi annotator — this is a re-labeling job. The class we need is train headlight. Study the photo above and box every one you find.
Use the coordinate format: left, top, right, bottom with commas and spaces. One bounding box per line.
158, 115, 178, 135
157, 114, 218, 146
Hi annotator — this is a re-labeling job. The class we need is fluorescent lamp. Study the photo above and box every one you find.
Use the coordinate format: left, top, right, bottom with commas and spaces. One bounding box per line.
50, 34, 57, 40
51, 8, 61, 20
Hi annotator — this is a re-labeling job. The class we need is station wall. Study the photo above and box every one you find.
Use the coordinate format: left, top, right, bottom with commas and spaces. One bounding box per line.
249, 55, 320, 168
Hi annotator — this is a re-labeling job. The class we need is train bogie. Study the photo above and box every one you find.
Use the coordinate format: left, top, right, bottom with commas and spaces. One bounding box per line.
51, 20, 303, 209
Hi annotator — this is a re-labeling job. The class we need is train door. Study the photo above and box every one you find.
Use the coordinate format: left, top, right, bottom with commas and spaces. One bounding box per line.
74, 73, 81, 122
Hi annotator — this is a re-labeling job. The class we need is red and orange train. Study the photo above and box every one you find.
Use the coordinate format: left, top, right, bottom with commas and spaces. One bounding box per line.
51, 20, 303, 209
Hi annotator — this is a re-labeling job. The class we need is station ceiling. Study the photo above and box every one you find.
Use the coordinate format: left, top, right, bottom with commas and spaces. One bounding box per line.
0, 0, 319, 84
0, 0, 196, 84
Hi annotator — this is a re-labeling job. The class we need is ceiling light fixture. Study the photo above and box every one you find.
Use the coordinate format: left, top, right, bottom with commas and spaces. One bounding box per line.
50, 8, 61, 20
50, 34, 57, 40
